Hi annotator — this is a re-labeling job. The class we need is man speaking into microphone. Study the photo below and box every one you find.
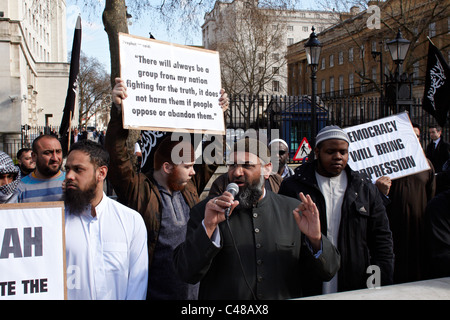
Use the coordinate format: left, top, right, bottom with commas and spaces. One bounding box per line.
174, 137, 340, 300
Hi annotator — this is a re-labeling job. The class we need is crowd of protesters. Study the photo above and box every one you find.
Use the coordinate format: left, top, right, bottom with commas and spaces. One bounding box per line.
0, 79, 449, 300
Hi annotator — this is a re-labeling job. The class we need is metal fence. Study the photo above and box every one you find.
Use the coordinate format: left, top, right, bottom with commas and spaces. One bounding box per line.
2, 95, 448, 164
226, 94, 449, 163
2, 126, 60, 162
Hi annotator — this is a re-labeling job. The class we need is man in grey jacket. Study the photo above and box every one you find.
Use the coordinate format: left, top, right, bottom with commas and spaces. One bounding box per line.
174, 137, 340, 300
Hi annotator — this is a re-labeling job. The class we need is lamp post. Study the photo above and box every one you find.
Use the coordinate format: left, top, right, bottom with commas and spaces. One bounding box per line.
305, 26, 322, 157
386, 29, 411, 72
385, 29, 412, 113
371, 42, 385, 116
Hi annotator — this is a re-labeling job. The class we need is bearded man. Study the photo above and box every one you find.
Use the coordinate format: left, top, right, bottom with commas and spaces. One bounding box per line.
63, 140, 148, 300
173, 137, 340, 300
105, 78, 227, 300
17, 134, 65, 202
16, 148, 35, 177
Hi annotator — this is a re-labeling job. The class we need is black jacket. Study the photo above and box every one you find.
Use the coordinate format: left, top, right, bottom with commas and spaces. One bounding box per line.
426, 139, 450, 173
279, 161, 394, 295
173, 191, 340, 300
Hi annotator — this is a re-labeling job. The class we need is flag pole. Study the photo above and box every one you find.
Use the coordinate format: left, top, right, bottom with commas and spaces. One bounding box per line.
426, 36, 436, 46
68, 111, 72, 151
59, 15, 81, 144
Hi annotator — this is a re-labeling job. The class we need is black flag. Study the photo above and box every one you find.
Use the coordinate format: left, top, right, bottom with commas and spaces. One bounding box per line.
422, 40, 450, 127
59, 15, 82, 136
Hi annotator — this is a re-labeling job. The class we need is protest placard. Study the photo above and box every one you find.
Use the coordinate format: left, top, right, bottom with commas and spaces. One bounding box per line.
118, 33, 225, 134
0, 202, 66, 300
343, 112, 430, 182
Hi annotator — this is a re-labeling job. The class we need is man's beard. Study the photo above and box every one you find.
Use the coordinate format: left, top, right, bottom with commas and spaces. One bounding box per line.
36, 160, 61, 177
64, 177, 97, 215
167, 166, 186, 192
236, 175, 264, 209
21, 165, 34, 175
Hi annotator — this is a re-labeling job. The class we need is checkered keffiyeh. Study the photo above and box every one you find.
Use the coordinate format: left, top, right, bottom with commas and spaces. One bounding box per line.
0, 151, 20, 200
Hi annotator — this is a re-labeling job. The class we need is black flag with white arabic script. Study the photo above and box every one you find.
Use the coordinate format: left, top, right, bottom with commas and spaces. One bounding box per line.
59, 15, 81, 136
422, 40, 450, 127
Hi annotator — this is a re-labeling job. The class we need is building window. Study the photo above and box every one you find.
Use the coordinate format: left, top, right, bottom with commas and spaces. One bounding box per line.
429, 22, 436, 37
372, 67, 377, 82
330, 77, 335, 96
338, 51, 344, 65
272, 53, 280, 61
272, 67, 279, 75
272, 81, 280, 92
287, 25, 294, 32
339, 75, 344, 95
329, 54, 334, 67
302, 26, 309, 32
372, 41, 377, 53
360, 44, 365, 59
321, 57, 326, 70
321, 79, 326, 95
413, 61, 420, 85
288, 38, 294, 45
349, 73, 354, 94
349, 47, 354, 62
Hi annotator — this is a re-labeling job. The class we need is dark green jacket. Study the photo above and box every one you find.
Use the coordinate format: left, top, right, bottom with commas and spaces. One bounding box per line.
173, 191, 340, 300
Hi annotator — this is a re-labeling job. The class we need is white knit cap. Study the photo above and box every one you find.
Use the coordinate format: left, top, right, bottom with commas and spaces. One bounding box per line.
315, 125, 350, 146
268, 139, 289, 149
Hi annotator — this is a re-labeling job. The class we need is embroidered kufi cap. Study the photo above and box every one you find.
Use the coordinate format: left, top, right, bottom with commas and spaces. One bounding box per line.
315, 125, 350, 146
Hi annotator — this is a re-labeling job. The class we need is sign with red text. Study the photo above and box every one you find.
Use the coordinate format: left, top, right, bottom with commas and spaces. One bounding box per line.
119, 33, 225, 134
0, 202, 66, 300
343, 112, 430, 182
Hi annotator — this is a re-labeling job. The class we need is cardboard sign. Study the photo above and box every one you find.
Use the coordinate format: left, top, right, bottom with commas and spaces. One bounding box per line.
0, 202, 66, 300
343, 112, 430, 182
119, 33, 225, 134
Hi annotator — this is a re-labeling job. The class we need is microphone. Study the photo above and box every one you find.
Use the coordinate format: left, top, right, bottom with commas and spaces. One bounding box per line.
224, 183, 239, 219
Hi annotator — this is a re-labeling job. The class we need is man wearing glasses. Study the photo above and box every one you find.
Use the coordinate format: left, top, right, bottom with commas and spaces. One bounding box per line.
268, 139, 294, 179
208, 138, 284, 196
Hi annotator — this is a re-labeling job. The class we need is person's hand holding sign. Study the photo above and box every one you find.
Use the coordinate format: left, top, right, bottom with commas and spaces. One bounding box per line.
112, 78, 128, 109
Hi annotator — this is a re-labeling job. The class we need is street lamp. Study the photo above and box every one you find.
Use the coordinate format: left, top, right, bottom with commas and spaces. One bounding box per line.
371, 42, 385, 116
305, 26, 322, 157
385, 29, 412, 113
386, 29, 411, 68
305, 27, 322, 69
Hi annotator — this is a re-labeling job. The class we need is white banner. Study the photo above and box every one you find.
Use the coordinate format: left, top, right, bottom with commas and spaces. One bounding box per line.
343, 112, 430, 182
0, 202, 66, 300
119, 33, 225, 134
